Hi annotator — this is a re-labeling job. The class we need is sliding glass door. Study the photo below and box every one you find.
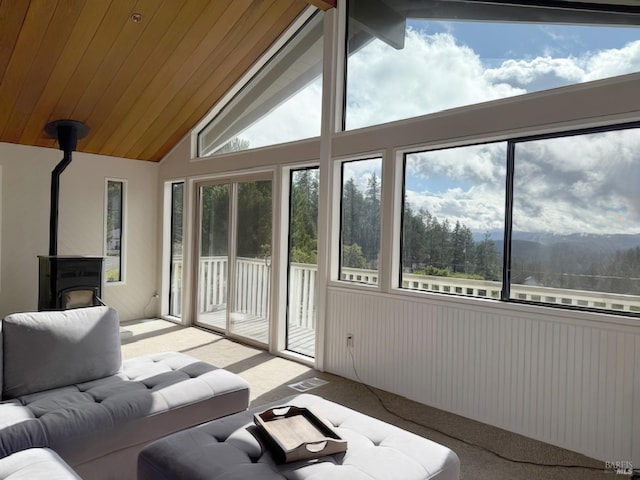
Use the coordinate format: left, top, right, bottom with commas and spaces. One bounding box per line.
196, 177, 272, 345
196, 183, 229, 330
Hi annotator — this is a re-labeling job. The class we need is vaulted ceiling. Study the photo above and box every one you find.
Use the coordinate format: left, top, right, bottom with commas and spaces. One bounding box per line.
0, 0, 333, 162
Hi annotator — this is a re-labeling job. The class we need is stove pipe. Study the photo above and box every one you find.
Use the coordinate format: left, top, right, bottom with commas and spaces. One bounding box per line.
44, 120, 89, 257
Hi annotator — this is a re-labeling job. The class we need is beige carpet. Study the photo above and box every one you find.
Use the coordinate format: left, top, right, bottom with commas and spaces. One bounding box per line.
121, 319, 610, 480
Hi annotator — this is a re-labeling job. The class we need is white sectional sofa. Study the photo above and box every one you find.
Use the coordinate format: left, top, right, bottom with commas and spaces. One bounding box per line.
0, 448, 82, 480
0, 306, 250, 479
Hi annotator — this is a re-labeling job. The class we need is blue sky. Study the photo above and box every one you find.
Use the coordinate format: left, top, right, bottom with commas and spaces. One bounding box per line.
415, 20, 640, 62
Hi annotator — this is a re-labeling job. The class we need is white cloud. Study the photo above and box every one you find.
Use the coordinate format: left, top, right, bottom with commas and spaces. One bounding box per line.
239, 78, 322, 148
583, 40, 640, 81
404, 143, 507, 234
483, 56, 585, 90
405, 128, 640, 236
407, 142, 506, 184
404, 128, 640, 236
343, 158, 382, 193
511, 129, 640, 234
483, 40, 640, 91
346, 29, 526, 129
406, 185, 506, 234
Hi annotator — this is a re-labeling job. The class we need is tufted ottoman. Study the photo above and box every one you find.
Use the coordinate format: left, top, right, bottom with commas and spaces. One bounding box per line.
138, 393, 460, 480
0, 448, 82, 479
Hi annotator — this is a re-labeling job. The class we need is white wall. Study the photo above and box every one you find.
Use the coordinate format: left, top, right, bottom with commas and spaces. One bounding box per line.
0, 142, 158, 321
325, 287, 640, 464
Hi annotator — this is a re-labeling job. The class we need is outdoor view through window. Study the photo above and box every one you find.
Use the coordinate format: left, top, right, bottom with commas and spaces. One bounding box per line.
511, 128, 640, 311
198, 13, 323, 156
340, 158, 382, 284
342, 1, 640, 313
402, 143, 506, 299
401, 124, 640, 314
106, 180, 123, 283
345, 1, 640, 129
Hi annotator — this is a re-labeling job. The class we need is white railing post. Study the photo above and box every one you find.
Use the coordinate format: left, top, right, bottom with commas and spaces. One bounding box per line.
193, 256, 228, 313
170, 257, 183, 315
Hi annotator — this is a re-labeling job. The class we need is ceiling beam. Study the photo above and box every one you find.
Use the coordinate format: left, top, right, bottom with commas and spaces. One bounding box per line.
307, 0, 337, 10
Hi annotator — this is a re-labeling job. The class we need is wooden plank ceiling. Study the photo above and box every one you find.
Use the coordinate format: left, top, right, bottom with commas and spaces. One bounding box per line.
0, 0, 330, 162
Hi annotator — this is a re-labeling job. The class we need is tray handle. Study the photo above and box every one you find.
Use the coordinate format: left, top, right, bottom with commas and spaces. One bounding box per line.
269, 406, 292, 418
305, 441, 328, 453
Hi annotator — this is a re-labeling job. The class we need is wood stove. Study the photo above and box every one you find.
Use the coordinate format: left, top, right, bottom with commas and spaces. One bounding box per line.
38, 256, 104, 310
38, 119, 105, 311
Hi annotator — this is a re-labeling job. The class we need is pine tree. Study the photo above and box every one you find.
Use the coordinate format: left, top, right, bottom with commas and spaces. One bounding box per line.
341, 177, 365, 255
200, 184, 229, 257
363, 172, 381, 268
290, 169, 319, 263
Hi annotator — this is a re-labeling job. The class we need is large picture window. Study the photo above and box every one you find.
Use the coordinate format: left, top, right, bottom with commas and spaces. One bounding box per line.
345, 0, 640, 131
510, 126, 640, 312
402, 143, 506, 298
400, 122, 640, 315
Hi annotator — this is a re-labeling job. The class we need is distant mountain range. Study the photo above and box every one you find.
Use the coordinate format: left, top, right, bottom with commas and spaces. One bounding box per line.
479, 231, 640, 266
492, 232, 640, 278
512, 232, 640, 252
476, 231, 640, 252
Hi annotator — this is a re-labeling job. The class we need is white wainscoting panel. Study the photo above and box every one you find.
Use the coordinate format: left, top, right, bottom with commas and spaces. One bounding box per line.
324, 288, 640, 464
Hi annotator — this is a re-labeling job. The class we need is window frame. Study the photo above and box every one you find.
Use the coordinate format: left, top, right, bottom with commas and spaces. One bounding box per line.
193, 7, 322, 159
334, 154, 384, 287
342, 0, 640, 133
284, 165, 321, 357
396, 119, 640, 317
399, 139, 508, 298
169, 181, 184, 318
104, 178, 126, 285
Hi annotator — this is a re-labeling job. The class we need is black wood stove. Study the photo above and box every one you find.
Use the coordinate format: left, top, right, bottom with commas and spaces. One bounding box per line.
38, 120, 104, 310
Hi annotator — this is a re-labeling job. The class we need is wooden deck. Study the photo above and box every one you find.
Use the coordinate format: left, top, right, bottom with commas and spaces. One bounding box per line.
198, 310, 315, 357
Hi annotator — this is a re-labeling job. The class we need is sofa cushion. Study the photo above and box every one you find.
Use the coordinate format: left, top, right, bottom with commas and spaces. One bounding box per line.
2, 307, 121, 399
0, 352, 250, 464
0, 448, 81, 480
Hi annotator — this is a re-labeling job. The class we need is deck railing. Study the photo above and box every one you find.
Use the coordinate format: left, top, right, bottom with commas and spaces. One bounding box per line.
197, 256, 270, 319
401, 272, 640, 313
169, 259, 640, 322
288, 263, 318, 329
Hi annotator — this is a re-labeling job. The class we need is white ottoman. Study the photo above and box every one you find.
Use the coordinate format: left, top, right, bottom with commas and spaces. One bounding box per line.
138, 393, 460, 480
0, 448, 81, 479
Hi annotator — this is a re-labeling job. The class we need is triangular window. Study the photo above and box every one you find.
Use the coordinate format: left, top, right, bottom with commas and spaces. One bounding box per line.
198, 12, 323, 157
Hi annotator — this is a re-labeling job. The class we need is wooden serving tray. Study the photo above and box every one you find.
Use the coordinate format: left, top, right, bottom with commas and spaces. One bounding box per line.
254, 405, 347, 463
